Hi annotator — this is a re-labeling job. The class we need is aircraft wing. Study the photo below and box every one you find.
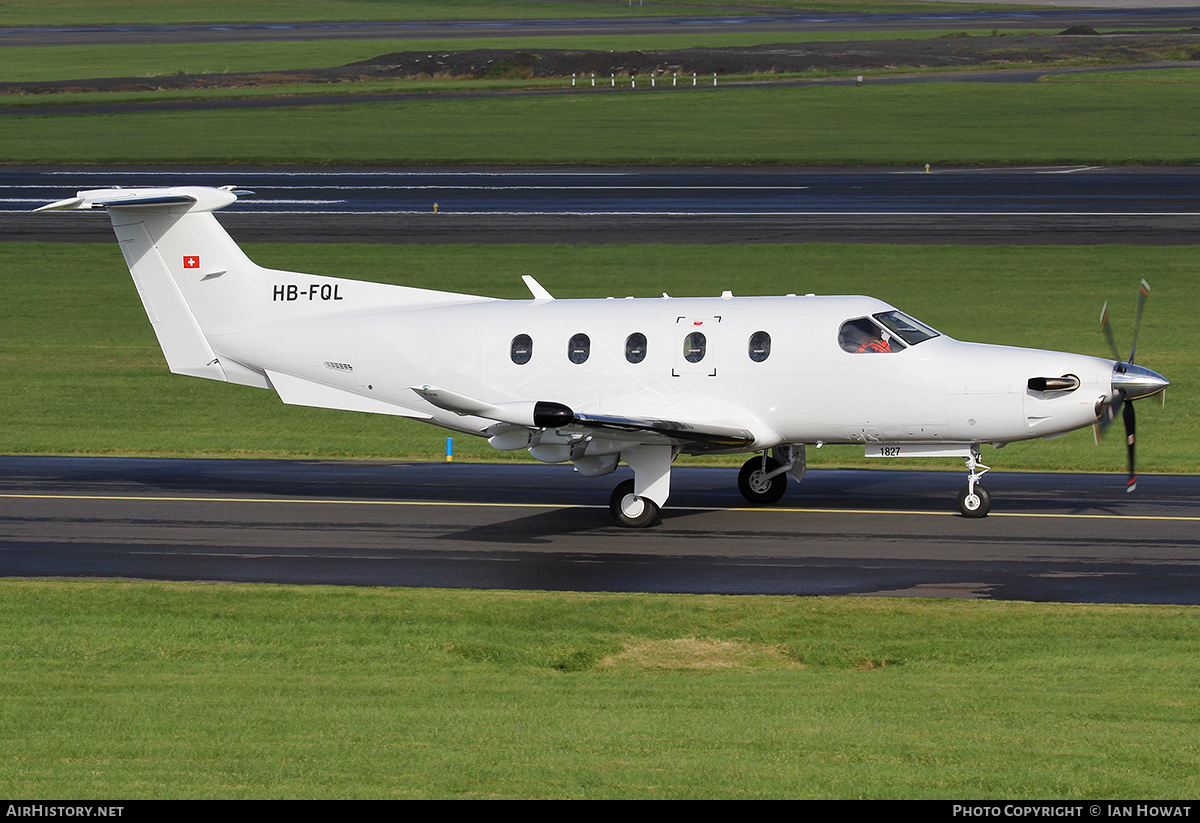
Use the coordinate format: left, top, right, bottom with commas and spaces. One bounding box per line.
567, 411, 755, 449
411, 386, 755, 450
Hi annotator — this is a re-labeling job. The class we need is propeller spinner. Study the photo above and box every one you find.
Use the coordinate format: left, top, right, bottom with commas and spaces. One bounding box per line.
1096, 279, 1169, 492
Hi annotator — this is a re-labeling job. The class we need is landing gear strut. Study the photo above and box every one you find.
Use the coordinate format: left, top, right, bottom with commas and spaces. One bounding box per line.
957, 447, 991, 518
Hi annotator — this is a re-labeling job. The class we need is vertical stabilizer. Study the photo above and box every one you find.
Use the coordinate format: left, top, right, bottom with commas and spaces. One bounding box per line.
37, 186, 256, 384
37, 185, 491, 393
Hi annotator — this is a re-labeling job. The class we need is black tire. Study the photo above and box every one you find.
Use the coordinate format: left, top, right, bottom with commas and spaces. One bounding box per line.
738, 456, 788, 505
957, 484, 992, 518
609, 479, 660, 528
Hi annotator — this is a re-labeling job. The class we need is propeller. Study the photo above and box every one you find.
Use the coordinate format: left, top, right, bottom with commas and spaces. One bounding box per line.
1094, 279, 1168, 493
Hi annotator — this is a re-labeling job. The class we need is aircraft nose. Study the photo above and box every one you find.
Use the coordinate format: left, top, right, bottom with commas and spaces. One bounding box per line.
1112, 363, 1169, 400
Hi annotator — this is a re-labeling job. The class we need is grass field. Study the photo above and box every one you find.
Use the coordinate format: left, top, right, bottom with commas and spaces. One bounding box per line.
1, 240, 1191, 472
2, 579, 1197, 798
0, 30, 1055, 84
0, 0, 1038, 27
3, 79, 1199, 166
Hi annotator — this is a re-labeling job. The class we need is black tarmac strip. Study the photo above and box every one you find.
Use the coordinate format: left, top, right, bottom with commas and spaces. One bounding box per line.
11, 210, 1199, 246
8, 165, 1200, 245
1, 457, 1198, 604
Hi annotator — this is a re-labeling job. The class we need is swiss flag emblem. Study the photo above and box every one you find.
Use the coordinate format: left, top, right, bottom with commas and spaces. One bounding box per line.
183, 255, 200, 269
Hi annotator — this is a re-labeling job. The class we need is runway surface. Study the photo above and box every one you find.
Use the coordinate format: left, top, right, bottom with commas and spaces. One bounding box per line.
8, 165, 1200, 244
4, 7, 1199, 47
2, 457, 1197, 604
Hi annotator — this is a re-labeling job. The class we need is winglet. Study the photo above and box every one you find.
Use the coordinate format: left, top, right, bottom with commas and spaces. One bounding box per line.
522, 275, 554, 301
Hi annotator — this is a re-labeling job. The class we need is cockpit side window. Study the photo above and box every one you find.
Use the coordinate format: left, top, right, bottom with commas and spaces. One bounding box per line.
872, 310, 939, 346
838, 317, 906, 354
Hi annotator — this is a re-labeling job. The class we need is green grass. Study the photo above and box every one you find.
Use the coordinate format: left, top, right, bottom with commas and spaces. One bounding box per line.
3, 81, 1199, 166
1, 579, 1197, 798
0, 241, 1192, 472
0, 31, 1056, 85
1042, 67, 1200, 85
0, 0, 1054, 27
0, 0, 711, 27
0, 77, 586, 110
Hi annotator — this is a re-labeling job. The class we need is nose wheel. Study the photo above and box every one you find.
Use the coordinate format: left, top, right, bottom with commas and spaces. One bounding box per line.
957, 484, 991, 518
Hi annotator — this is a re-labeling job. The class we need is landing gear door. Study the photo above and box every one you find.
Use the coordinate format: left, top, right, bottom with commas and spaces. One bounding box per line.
672, 316, 720, 377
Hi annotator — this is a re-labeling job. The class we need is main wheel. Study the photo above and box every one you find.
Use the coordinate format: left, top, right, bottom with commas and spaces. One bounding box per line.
609, 479, 660, 528
957, 484, 992, 518
738, 456, 788, 505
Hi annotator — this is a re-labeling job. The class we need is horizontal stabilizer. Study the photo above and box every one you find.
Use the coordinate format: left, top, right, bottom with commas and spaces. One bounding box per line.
35, 186, 249, 214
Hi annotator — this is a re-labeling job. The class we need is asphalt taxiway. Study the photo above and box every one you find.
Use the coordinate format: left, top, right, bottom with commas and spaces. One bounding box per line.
8, 165, 1200, 244
2, 457, 1197, 604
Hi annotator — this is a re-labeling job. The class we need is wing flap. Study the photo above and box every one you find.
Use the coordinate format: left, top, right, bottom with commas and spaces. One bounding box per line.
411, 386, 755, 449
572, 412, 755, 449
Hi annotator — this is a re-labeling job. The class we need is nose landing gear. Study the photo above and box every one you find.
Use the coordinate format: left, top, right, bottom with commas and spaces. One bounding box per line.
957, 448, 991, 518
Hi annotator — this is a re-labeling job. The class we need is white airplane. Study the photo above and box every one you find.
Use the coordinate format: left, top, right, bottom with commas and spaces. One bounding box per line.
38, 185, 1169, 526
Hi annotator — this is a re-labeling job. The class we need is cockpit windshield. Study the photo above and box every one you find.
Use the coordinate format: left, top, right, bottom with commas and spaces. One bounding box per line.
838, 311, 940, 354
872, 311, 940, 346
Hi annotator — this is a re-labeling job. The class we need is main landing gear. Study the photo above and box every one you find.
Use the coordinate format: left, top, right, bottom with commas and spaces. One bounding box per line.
737, 455, 788, 505
737, 445, 804, 506
608, 444, 672, 528
957, 447, 991, 518
607, 444, 806, 527
609, 479, 659, 528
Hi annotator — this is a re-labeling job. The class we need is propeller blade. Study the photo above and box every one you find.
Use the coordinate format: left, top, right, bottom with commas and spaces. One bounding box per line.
1097, 390, 1123, 437
1128, 279, 1150, 365
1100, 301, 1122, 364
1124, 399, 1137, 493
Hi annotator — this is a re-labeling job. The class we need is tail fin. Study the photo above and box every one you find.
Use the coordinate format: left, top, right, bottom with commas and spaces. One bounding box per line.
38, 186, 259, 385
39, 185, 493, 394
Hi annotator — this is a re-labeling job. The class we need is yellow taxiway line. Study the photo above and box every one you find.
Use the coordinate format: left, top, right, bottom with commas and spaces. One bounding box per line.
2, 493, 1198, 521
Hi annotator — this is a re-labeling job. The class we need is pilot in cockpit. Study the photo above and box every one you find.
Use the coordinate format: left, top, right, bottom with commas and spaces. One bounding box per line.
839, 317, 902, 354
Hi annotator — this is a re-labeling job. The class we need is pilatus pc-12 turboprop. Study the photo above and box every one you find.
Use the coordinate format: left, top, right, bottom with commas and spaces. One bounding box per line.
38, 186, 1169, 527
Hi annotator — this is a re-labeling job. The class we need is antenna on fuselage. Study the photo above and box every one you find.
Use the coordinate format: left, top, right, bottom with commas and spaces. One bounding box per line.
522, 275, 554, 301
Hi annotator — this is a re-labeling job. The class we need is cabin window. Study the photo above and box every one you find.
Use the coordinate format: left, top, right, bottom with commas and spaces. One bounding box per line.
838, 318, 906, 354
748, 331, 771, 362
683, 332, 706, 363
624, 332, 647, 364
568, 333, 591, 364
511, 334, 533, 365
